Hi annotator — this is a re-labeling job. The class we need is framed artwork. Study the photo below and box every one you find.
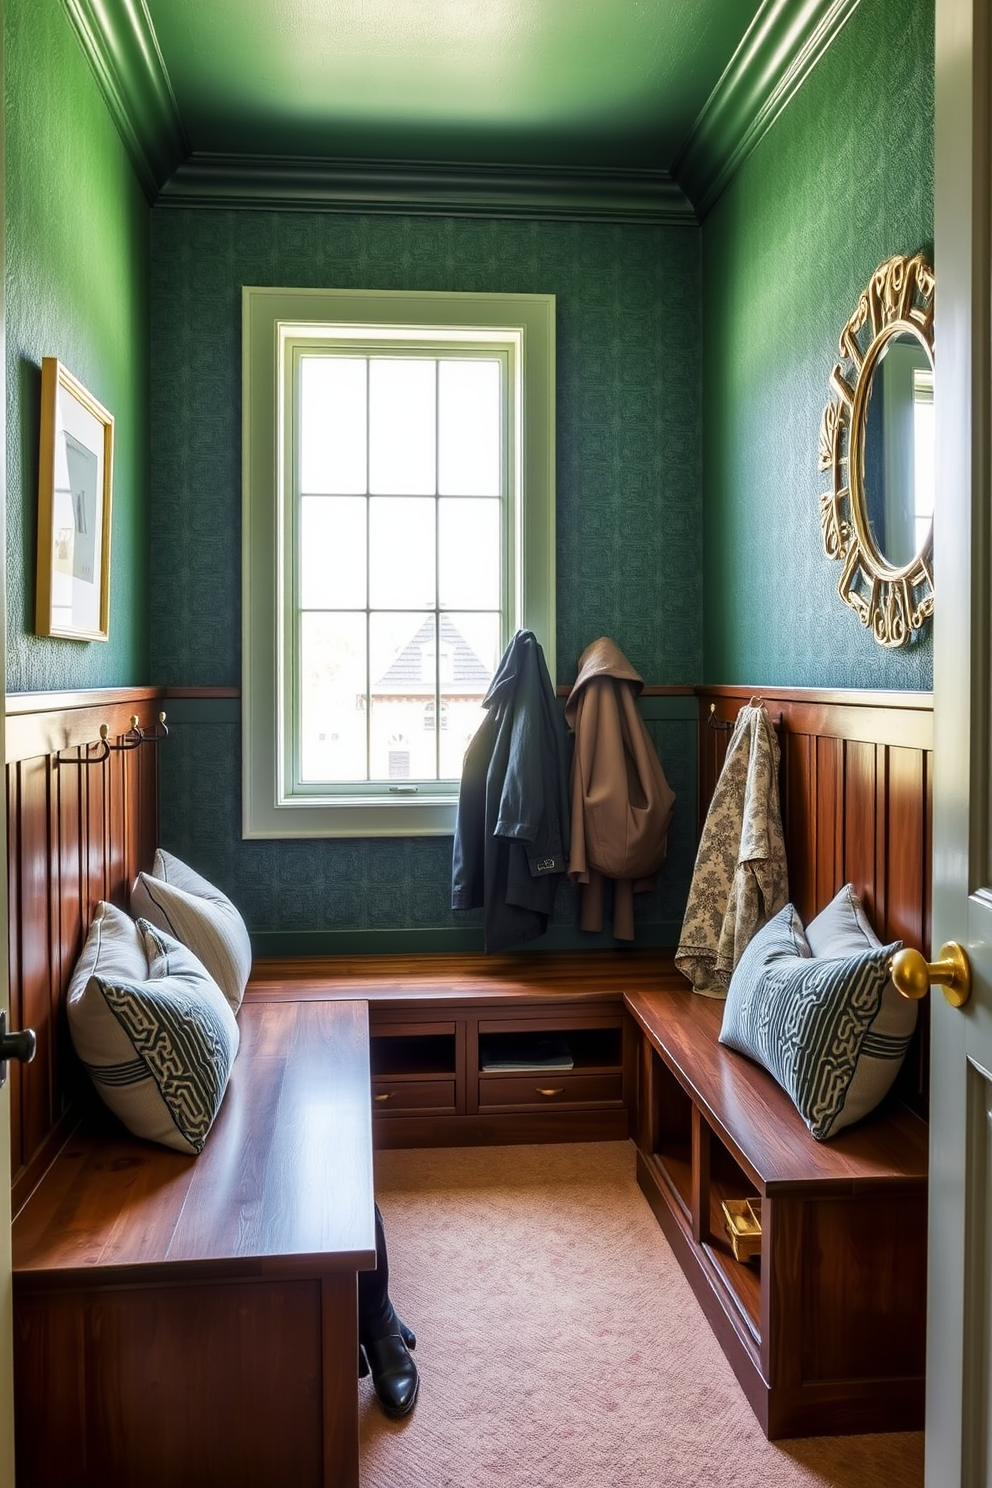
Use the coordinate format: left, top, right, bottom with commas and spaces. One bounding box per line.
35, 357, 114, 641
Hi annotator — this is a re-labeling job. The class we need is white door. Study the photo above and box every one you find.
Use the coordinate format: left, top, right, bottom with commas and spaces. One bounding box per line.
0, 0, 12, 1462
0, 1048, 14, 1488
0, 0, 13, 1480
929, 0, 992, 1482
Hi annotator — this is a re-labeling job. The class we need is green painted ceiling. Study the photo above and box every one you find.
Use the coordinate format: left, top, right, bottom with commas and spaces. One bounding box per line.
144, 0, 761, 169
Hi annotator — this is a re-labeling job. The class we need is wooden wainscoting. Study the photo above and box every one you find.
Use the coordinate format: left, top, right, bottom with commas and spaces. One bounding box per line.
697, 687, 932, 947
697, 686, 933, 1111
6, 689, 163, 1211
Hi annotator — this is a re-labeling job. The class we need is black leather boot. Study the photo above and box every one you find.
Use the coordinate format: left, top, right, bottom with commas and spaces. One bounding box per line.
362, 1330, 420, 1418
358, 1314, 416, 1376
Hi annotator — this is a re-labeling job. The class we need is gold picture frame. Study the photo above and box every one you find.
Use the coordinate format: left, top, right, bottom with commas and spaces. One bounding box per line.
36, 358, 114, 642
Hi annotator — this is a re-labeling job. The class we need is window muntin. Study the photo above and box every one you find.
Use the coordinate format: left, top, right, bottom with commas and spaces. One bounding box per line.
289, 340, 508, 798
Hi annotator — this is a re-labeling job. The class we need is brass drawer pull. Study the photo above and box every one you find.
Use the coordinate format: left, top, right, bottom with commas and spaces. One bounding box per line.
536, 1086, 565, 1097
374, 1092, 392, 1103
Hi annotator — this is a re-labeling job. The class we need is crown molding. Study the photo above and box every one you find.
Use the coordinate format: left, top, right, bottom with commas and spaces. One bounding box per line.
65, 0, 859, 222
675, 0, 863, 219
156, 155, 693, 223
61, 0, 187, 200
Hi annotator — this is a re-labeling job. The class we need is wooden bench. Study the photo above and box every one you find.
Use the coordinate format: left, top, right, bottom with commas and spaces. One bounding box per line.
246, 950, 670, 1147
627, 973, 929, 1440
12, 999, 376, 1488
4, 686, 936, 1461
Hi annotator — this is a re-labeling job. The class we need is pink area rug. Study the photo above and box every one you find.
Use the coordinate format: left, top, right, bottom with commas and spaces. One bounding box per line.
360, 1141, 923, 1488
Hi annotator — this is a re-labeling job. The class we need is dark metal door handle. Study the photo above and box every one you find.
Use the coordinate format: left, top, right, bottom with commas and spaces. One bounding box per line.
0, 1008, 36, 1090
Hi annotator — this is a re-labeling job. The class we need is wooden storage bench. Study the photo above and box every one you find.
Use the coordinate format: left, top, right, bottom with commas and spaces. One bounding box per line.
12, 999, 376, 1488
245, 950, 668, 1147
626, 974, 929, 1440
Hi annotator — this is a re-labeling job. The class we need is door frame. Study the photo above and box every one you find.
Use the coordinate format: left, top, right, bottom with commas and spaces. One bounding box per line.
0, 0, 15, 1480
929, 0, 991, 1481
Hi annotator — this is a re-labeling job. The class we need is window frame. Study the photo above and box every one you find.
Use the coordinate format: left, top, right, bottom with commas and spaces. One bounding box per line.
242, 286, 556, 839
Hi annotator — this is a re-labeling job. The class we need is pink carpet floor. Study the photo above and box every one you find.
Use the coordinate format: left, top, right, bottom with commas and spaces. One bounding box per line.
359, 1140, 924, 1488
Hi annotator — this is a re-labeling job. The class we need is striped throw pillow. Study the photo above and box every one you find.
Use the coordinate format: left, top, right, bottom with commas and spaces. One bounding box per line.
719, 903, 907, 1140
68, 912, 239, 1154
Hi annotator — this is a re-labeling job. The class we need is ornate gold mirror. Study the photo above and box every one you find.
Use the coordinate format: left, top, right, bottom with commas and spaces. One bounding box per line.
818, 252, 935, 647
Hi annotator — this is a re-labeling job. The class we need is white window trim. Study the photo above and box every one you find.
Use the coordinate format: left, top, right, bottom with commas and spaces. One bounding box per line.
242, 286, 556, 839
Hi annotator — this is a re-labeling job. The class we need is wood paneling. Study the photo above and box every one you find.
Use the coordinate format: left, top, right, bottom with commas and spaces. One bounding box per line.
697, 687, 932, 947
697, 686, 933, 1112
6, 690, 162, 1212
14, 1278, 340, 1488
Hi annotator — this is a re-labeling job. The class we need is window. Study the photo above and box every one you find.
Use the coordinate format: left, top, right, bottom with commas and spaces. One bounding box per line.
911, 365, 934, 556
243, 288, 555, 838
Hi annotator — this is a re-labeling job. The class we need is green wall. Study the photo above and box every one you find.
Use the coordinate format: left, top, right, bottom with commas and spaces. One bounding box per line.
701, 0, 934, 689
5, 0, 150, 692
148, 211, 701, 950
5, 0, 936, 951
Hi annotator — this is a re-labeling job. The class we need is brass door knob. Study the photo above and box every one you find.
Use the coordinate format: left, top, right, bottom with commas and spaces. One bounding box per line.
890, 942, 971, 1008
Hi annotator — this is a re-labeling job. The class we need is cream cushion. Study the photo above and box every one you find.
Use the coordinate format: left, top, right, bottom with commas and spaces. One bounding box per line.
67, 905, 240, 1155
131, 849, 251, 1013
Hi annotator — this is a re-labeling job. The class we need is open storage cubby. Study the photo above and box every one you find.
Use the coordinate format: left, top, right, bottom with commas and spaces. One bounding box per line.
371, 1029, 457, 1078
370, 1020, 458, 1118
628, 979, 929, 1440
703, 1135, 762, 1340
477, 1025, 623, 1072
475, 1013, 625, 1118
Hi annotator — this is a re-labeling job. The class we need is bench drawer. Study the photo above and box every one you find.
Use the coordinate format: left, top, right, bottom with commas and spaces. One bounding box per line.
478, 1072, 623, 1110
372, 1079, 456, 1113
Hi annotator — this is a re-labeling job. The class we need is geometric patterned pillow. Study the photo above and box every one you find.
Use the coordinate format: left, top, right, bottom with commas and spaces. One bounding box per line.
803, 883, 918, 1127
719, 903, 904, 1140
67, 916, 240, 1154
130, 849, 252, 1014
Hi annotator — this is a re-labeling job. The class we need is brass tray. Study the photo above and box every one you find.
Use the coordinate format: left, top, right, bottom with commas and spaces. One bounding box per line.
721, 1197, 762, 1263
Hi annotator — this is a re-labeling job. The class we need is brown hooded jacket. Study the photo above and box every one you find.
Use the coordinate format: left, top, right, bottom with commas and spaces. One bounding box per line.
564, 638, 676, 940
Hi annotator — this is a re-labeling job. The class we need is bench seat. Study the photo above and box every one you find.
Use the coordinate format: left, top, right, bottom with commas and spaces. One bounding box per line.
12, 999, 376, 1488
627, 978, 928, 1438
247, 950, 669, 1146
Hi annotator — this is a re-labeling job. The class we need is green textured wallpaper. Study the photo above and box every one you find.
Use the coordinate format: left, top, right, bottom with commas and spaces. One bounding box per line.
149, 211, 701, 687
701, 0, 934, 689
148, 210, 701, 947
5, 0, 150, 692
156, 698, 697, 954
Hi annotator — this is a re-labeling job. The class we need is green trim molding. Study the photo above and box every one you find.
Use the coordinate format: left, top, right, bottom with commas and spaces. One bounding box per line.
61, 0, 187, 199
250, 922, 685, 959
66, 0, 864, 223
157, 157, 692, 224
675, 0, 863, 217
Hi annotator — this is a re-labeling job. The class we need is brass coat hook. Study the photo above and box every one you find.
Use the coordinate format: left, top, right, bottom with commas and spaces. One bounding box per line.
58, 712, 168, 766
106, 712, 169, 751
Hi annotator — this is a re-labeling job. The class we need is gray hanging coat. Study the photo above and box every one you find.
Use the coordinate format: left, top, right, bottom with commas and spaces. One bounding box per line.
451, 630, 572, 952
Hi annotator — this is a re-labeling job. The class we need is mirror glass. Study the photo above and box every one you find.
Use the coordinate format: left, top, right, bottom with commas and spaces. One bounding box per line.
862, 329, 934, 572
